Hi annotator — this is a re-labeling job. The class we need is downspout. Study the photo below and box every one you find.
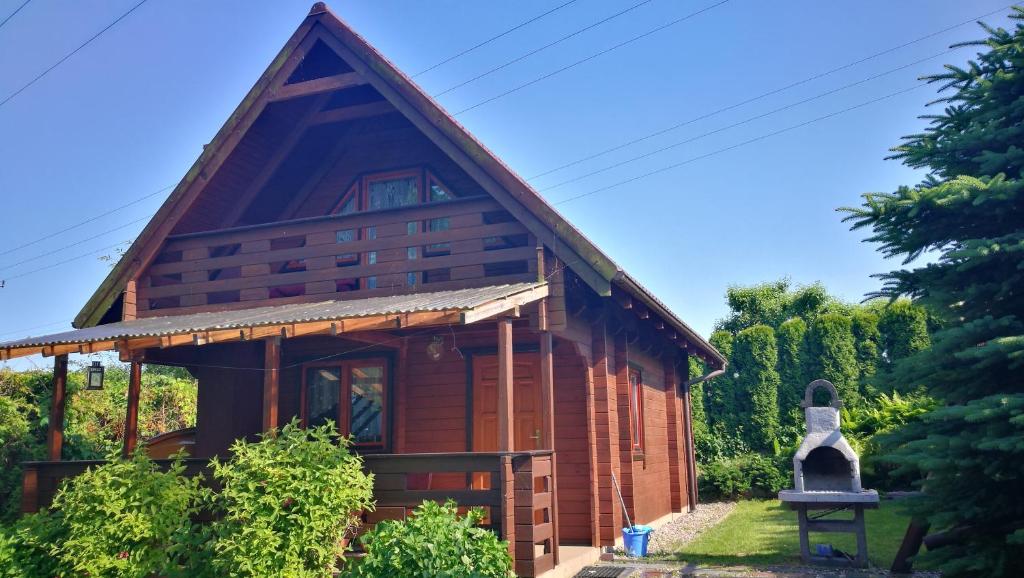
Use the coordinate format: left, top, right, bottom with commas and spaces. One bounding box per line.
679, 363, 725, 511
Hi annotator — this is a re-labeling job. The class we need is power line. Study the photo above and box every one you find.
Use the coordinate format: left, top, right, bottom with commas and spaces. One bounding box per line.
0, 213, 153, 273
0, 0, 150, 108
435, 0, 656, 96
553, 83, 928, 206
0, 185, 170, 258
0, 319, 71, 338
3, 240, 131, 282
413, 0, 581, 77
452, 0, 732, 115
539, 49, 953, 192
0, 0, 31, 30
527, 3, 1015, 181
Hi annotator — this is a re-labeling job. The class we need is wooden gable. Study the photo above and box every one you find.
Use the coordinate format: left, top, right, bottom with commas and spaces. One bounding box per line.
73, 2, 724, 367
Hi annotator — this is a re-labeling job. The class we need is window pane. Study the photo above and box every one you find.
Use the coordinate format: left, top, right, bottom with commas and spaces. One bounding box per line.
425, 218, 451, 256
629, 371, 642, 448
307, 367, 340, 428
349, 365, 384, 445
430, 182, 454, 202
368, 177, 418, 211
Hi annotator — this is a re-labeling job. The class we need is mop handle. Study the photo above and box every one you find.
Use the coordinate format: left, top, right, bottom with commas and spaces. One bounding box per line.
611, 472, 634, 531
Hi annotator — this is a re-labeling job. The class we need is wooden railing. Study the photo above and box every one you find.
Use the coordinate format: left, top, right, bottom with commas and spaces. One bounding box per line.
21, 450, 558, 577
137, 197, 537, 316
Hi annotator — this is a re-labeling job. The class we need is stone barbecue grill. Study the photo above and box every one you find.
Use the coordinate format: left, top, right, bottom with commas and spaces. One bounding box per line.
779, 380, 879, 567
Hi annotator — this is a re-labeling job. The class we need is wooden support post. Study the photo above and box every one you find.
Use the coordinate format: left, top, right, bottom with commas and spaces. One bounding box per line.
681, 379, 698, 511
664, 358, 685, 512
539, 317, 559, 564
497, 318, 514, 452
123, 360, 142, 457
394, 337, 409, 453
263, 337, 281, 433
47, 355, 68, 461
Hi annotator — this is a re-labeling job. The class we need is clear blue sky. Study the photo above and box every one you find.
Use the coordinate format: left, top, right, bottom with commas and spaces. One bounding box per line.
0, 0, 1015, 369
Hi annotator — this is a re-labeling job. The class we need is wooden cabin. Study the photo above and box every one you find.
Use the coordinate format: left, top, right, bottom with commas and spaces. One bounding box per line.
1, 4, 724, 576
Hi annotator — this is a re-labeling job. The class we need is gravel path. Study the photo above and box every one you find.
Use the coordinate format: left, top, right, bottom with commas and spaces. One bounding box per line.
646, 502, 737, 554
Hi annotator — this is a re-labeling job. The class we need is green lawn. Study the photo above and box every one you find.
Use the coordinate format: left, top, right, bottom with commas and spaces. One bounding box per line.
668, 500, 926, 570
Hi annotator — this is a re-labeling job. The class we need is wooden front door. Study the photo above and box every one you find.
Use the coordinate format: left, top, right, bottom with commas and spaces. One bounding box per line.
472, 354, 544, 454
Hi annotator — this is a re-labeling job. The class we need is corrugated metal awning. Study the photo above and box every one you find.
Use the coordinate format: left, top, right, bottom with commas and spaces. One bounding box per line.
0, 283, 547, 360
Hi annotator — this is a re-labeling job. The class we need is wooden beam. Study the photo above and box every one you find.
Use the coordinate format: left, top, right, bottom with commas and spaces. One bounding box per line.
47, 355, 68, 461
681, 368, 698, 511
460, 284, 548, 325
268, 71, 365, 101
497, 317, 514, 452
219, 92, 332, 227
263, 337, 281, 433
310, 100, 394, 125
123, 360, 142, 457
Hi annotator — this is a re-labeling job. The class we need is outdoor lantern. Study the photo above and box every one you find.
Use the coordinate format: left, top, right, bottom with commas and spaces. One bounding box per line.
426, 335, 445, 361
86, 361, 105, 390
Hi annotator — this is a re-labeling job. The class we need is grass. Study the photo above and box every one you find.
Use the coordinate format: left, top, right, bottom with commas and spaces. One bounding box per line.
668, 500, 927, 570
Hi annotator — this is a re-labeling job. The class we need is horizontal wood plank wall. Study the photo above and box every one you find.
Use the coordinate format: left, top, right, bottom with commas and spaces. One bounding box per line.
190, 342, 264, 458
137, 197, 537, 317
619, 343, 672, 525
552, 337, 593, 544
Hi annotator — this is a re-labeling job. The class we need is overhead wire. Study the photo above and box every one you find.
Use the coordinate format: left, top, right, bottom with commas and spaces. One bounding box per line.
412, 0, 581, 77
451, 0, 732, 115
552, 82, 929, 206
537, 49, 954, 192
0, 213, 153, 273
0, 0, 151, 108
434, 0, 656, 96
525, 3, 1015, 180
0, 0, 30, 31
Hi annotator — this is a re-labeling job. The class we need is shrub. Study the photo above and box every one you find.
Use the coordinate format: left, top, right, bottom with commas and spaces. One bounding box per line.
206, 419, 375, 577
0, 511, 66, 578
350, 500, 513, 578
733, 325, 780, 452
699, 453, 787, 500
47, 450, 203, 578
804, 313, 860, 405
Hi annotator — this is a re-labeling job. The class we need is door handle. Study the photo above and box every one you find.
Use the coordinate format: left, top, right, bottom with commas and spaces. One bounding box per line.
531, 429, 542, 448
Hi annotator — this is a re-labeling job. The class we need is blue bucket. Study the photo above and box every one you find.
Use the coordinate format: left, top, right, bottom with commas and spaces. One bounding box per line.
622, 525, 653, 557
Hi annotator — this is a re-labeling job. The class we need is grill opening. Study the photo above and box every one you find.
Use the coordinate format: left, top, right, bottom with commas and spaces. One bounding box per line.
802, 446, 853, 491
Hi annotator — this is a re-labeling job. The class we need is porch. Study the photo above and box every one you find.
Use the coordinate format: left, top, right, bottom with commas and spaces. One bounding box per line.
21, 451, 560, 576
5, 280, 587, 576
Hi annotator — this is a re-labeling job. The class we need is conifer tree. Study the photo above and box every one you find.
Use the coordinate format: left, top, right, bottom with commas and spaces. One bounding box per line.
776, 317, 808, 430
842, 11, 1024, 575
804, 313, 861, 405
733, 325, 780, 452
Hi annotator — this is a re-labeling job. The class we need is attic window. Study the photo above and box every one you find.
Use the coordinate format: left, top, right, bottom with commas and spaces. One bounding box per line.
329, 168, 460, 216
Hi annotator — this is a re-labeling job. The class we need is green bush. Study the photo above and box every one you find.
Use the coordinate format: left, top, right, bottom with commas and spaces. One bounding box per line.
733, 325, 780, 452
350, 500, 513, 578
0, 511, 66, 578
699, 453, 787, 500
804, 313, 860, 405
49, 450, 203, 578
206, 419, 375, 577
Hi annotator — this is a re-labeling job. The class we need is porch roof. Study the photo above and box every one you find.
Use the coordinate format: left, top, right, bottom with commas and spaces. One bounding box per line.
0, 282, 547, 360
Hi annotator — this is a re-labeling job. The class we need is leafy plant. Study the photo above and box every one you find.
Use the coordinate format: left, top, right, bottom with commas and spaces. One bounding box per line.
699, 453, 786, 500
0, 511, 66, 578
206, 419, 375, 577
349, 500, 513, 578
733, 325, 780, 452
48, 450, 203, 578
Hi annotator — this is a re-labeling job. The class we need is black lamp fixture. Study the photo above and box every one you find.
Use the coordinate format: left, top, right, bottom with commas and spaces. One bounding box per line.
86, 361, 105, 390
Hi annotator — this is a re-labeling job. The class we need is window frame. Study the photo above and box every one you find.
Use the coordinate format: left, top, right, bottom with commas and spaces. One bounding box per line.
627, 365, 645, 452
300, 357, 390, 449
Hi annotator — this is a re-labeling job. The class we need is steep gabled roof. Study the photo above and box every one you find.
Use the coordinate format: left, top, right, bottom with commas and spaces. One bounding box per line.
74, 2, 724, 368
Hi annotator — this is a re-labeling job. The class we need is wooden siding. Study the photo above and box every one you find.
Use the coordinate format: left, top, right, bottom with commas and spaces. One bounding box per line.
551, 338, 594, 544
137, 197, 537, 317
